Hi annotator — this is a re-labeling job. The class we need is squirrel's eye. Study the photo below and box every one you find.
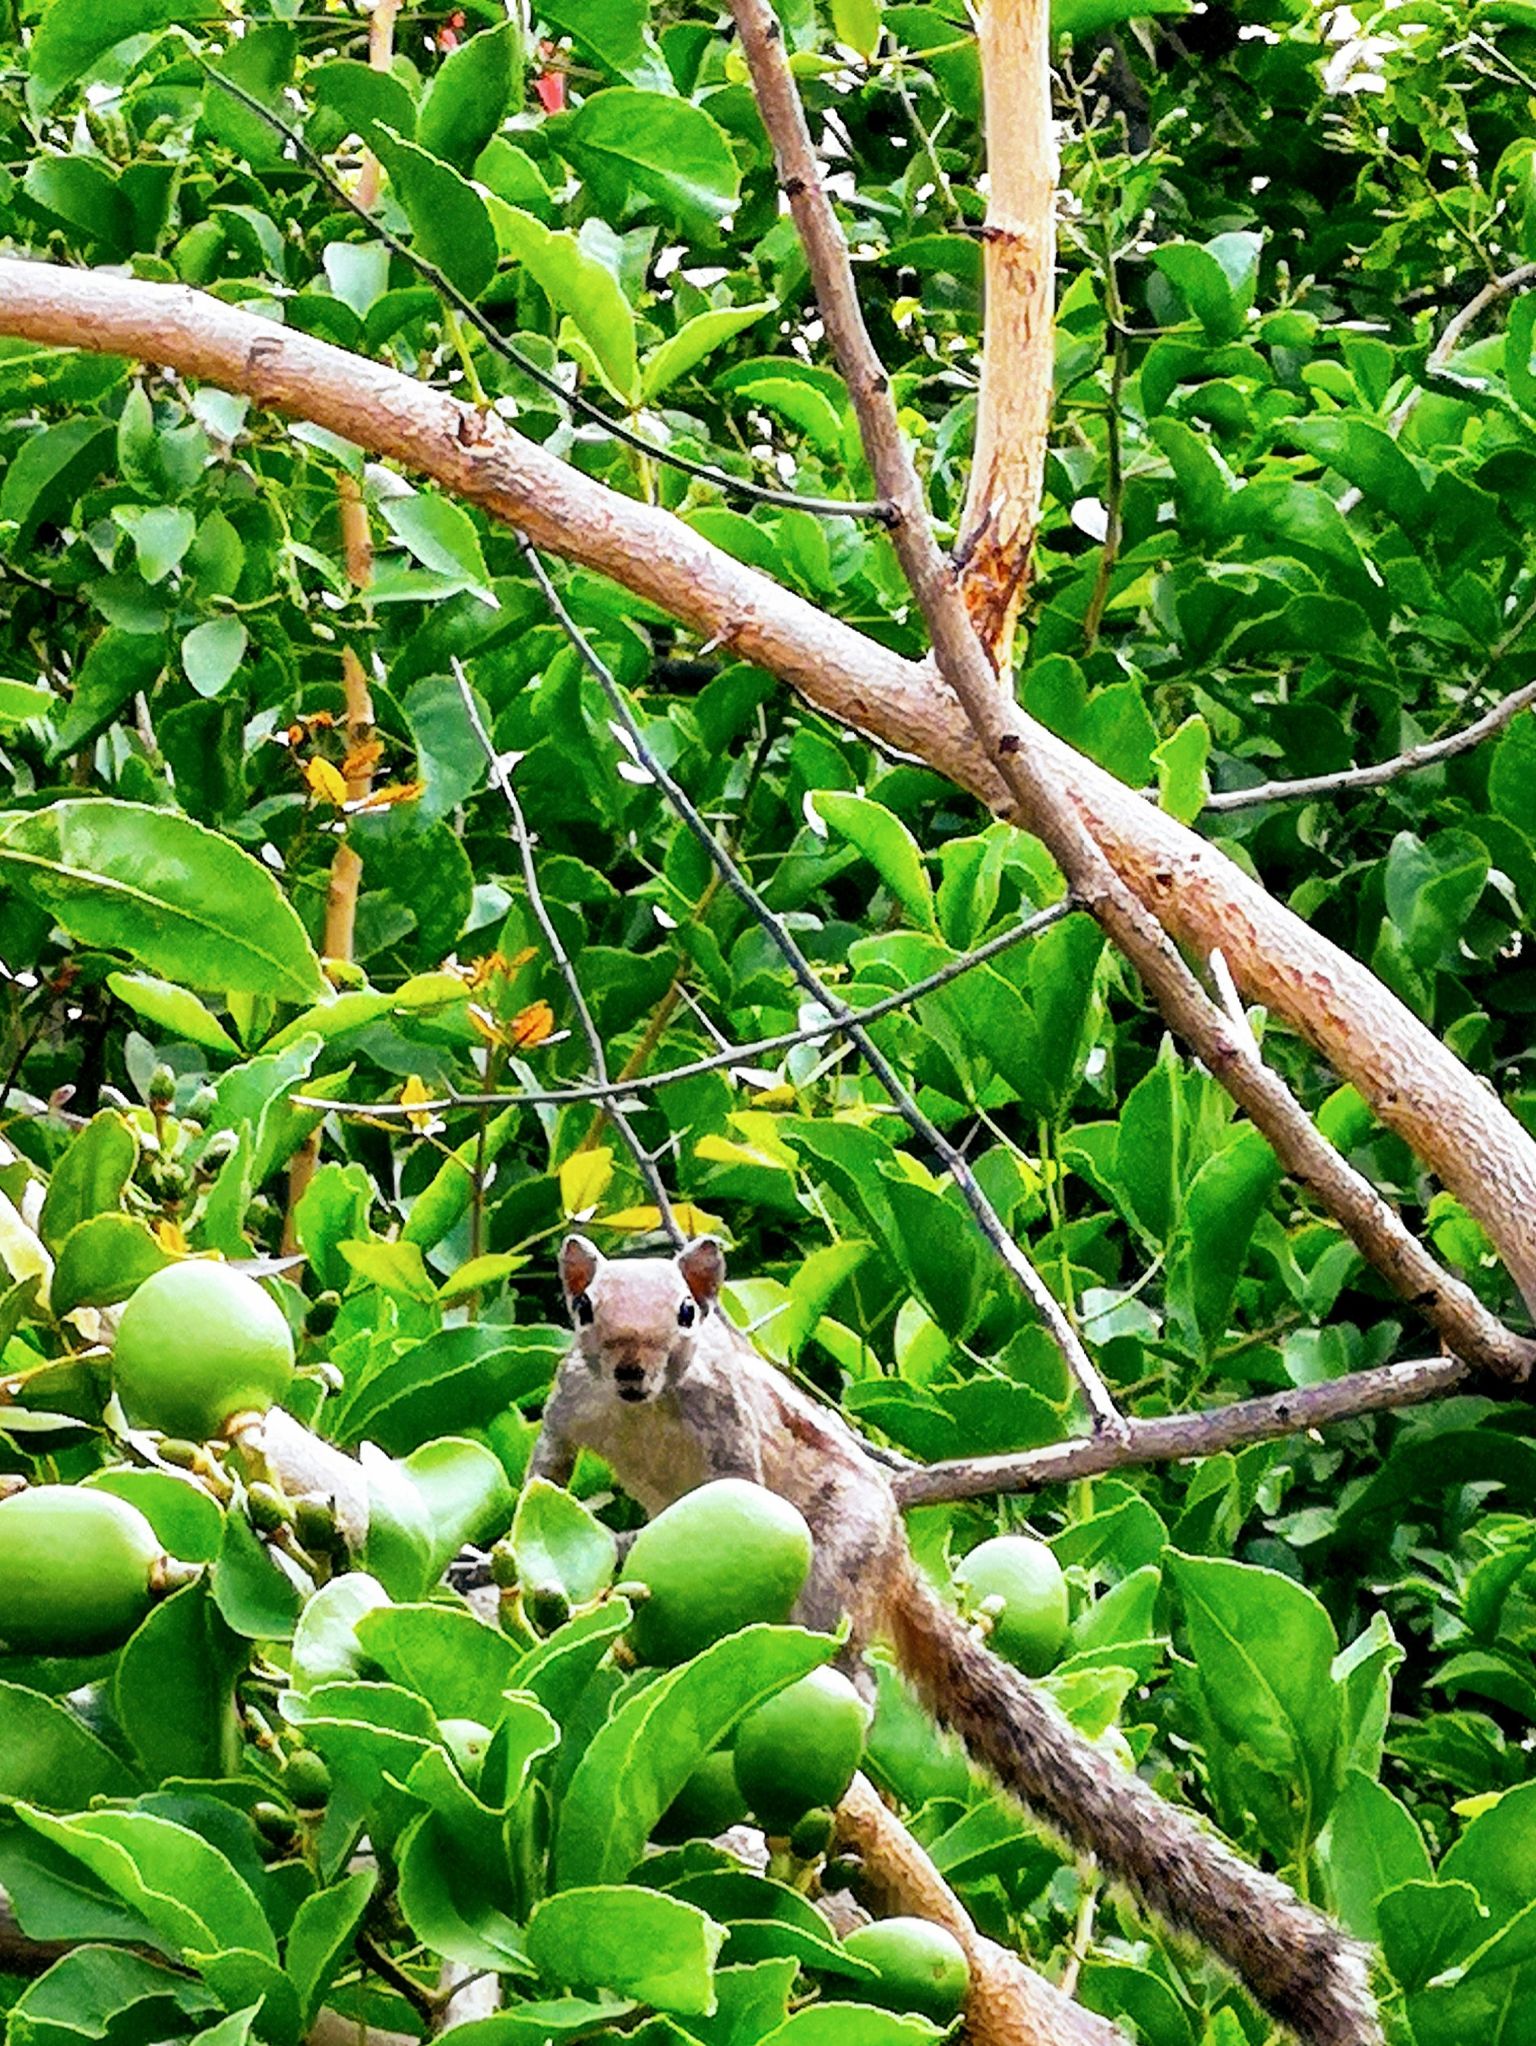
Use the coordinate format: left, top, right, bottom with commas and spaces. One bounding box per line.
573, 1293, 594, 1326
677, 1300, 696, 1328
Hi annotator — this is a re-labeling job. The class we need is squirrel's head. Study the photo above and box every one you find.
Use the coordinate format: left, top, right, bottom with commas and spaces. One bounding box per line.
558, 1234, 725, 1403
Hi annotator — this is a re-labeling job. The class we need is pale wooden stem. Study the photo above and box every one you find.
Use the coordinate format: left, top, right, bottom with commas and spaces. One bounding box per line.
956, 0, 1057, 670
354, 0, 400, 212
3, 264, 1536, 1330
835, 1775, 1127, 2046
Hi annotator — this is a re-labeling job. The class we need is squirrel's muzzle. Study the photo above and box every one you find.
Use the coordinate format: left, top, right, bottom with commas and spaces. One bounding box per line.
613, 1358, 649, 1403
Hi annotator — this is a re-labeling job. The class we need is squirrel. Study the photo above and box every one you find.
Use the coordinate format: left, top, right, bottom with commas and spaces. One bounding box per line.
530, 1235, 1381, 2046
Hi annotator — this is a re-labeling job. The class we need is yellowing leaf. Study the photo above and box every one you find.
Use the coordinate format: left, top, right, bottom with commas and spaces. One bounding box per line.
438, 1251, 529, 1304
671, 1202, 723, 1237
598, 1206, 662, 1232
399, 1073, 442, 1134
600, 1202, 724, 1236
305, 756, 349, 806
349, 780, 425, 812
694, 1133, 792, 1172
509, 999, 555, 1048
561, 1148, 615, 1218
153, 1219, 189, 1254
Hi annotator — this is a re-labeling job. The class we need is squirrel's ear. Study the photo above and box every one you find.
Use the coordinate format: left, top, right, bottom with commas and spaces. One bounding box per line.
560, 1234, 603, 1299
678, 1236, 725, 1307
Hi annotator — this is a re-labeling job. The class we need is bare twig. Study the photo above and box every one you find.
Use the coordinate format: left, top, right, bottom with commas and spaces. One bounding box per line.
893, 1352, 1468, 1505
518, 540, 1124, 1434
1207, 669, 1536, 810
199, 63, 894, 527
355, 0, 398, 212
724, 0, 1536, 1384
1338, 260, 1536, 513
453, 663, 683, 1246
292, 901, 1071, 1117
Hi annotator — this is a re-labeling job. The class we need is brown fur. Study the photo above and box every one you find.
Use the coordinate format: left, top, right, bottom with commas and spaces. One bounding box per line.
533, 1240, 1381, 2046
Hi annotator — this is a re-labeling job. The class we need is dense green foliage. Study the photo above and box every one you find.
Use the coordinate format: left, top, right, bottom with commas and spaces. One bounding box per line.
3, 0, 1536, 2039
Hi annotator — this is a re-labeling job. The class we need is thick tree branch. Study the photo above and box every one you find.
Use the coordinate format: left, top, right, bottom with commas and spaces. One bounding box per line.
2, 263, 1535, 1339
721, 0, 1536, 1381
894, 1353, 1468, 1505
835, 1774, 1127, 2046
955, 0, 1057, 667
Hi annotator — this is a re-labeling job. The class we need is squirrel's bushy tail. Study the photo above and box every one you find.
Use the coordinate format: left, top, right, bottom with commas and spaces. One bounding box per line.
886, 1565, 1380, 2046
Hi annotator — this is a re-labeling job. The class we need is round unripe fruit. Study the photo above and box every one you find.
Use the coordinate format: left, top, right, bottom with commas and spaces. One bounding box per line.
733, 1668, 868, 1834
0, 1486, 164, 1655
625, 1480, 814, 1666
284, 1749, 331, 1809
788, 1806, 836, 1861
113, 1262, 295, 1441
439, 1718, 492, 1786
841, 1917, 971, 2022
954, 1535, 1069, 1677
653, 1749, 749, 1844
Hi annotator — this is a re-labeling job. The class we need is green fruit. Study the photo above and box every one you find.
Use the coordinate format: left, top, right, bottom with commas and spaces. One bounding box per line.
440, 1717, 492, 1786
0, 1485, 165, 1655
626, 1479, 814, 1665
653, 1749, 749, 1844
788, 1806, 836, 1861
841, 1917, 971, 2022
954, 1535, 1069, 1677
733, 1667, 867, 1834
284, 1749, 331, 1809
113, 1262, 295, 1441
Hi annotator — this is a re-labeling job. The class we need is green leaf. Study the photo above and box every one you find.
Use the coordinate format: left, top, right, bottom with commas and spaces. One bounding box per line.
83, 1465, 225, 1563
813, 792, 937, 932
49, 628, 165, 758
284, 1867, 376, 2028
114, 1580, 244, 1783
331, 1323, 562, 1455
0, 1682, 141, 1807
11, 1805, 277, 1966
760, 2011, 940, 2046
5, 1946, 216, 2046
1384, 829, 1491, 970
372, 124, 499, 298
1440, 1779, 1536, 1925
1052, 0, 1189, 35
832, 0, 883, 55
380, 493, 498, 605
418, 18, 523, 170
511, 1478, 618, 1604
881, 1176, 989, 1341
180, 617, 248, 699
0, 418, 113, 548
642, 303, 775, 402
1166, 1127, 1281, 1355
556, 1625, 836, 1886
0, 800, 327, 1002
1151, 231, 1261, 343
1323, 1769, 1431, 1940
112, 504, 195, 584
0, 678, 55, 727
355, 1601, 520, 1724
492, 206, 639, 404
309, 57, 419, 147
1152, 714, 1210, 823
1167, 1552, 1343, 1840
555, 91, 741, 235
37, 1110, 137, 1254
51, 1212, 174, 1315
526, 1886, 725, 2016
1290, 416, 1429, 524
107, 972, 240, 1056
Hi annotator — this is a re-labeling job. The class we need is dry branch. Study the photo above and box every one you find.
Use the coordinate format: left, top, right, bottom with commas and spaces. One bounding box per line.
956, 0, 1058, 666
835, 1774, 1128, 2046
2, 263, 1536, 1334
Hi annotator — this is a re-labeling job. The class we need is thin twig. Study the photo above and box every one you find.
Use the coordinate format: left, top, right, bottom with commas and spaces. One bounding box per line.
517, 540, 1124, 1436
1207, 668, 1536, 810
452, 663, 683, 1247
893, 1352, 1468, 1505
292, 901, 1071, 1118
724, 0, 1536, 1386
1337, 259, 1536, 513
197, 63, 894, 527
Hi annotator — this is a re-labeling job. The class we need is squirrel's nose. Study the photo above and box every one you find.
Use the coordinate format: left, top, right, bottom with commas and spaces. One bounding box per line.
614, 1358, 647, 1402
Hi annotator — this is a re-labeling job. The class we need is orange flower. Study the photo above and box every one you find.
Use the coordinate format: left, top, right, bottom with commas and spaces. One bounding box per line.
508, 1000, 555, 1048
